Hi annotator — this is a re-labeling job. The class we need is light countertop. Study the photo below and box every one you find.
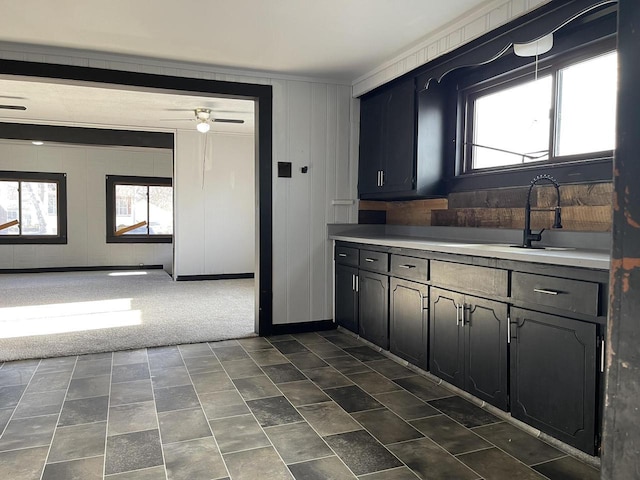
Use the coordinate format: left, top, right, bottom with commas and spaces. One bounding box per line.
330, 232, 610, 270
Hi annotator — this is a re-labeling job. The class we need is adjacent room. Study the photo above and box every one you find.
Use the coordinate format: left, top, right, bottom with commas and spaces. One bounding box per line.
0, 79, 258, 359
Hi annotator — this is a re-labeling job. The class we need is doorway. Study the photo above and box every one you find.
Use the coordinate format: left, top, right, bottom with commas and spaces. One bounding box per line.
0, 59, 273, 342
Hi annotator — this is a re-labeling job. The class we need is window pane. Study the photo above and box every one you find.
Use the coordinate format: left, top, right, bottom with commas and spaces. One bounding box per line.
556, 51, 617, 156
148, 186, 173, 235
0, 181, 19, 235
115, 185, 148, 235
21, 181, 57, 235
472, 76, 552, 169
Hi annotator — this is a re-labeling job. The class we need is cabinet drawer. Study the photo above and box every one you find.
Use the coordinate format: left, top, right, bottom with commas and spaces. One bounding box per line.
335, 246, 358, 266
359, 249, 389, 273
431, 260, 508, 297
512, 272, 600, 317
391, 254, 428, 282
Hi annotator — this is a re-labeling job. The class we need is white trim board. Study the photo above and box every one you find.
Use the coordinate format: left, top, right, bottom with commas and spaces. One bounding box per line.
352, 0, 552, 97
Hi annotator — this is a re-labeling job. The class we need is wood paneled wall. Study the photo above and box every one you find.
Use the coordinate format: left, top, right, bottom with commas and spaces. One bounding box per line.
359, 182, 613, 232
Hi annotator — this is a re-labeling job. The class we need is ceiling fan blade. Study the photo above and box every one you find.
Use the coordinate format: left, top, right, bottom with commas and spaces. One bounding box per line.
0, 105, 26, 110
214, 118, 244, 124
163, 108, 197, 112
0, 95, 27, 100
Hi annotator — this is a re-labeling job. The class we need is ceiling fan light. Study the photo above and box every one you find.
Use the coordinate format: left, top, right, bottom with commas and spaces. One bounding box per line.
196, 120, 210, 133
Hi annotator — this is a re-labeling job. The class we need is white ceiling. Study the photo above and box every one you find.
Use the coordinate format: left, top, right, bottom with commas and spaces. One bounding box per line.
0, 77, 255, 134
0, 0, 490, 81
0, 0, 491, 135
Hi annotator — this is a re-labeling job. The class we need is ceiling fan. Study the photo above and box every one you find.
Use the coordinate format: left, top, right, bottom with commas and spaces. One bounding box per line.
194, 107, 244, 133
161, 107, 245, 133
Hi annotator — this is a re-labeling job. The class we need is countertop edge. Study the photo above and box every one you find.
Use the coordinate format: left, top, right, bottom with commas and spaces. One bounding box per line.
330, 234, 611, 271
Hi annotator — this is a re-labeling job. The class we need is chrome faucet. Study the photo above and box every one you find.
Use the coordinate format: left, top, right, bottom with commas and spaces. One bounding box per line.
523, 174, 562, 248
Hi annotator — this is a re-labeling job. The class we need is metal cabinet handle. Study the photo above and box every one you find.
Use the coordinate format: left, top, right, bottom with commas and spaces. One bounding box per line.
352, 274, 355, 291
364, 258, 377, 262
460, 304, 466, 326
601, 339, 606, 373
507, 315, 511, 344
355, 275, 359, 292
456, 303, 461, 326
399, 264, 416, 269
380, 170, 385, 186
377, 170, 382, 187
534, 288, 559, 295
338, 253, 347, 257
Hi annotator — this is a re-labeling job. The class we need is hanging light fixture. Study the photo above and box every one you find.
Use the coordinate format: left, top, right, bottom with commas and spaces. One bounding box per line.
514, 33, 553, 82
513, 34, 553, 57
195, 108, 212, 133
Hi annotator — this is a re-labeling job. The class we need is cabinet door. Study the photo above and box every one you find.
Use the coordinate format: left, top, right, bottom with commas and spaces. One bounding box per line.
335, 264, 358, 334
382, 78, 416, 194
359, 270, 389, 349
464, 296, 508, 411
430, 288, 464, 389
390, 278, 428, 369
510, 308, 597, 454
415, 79, 447, 197
358, 91, 384, 196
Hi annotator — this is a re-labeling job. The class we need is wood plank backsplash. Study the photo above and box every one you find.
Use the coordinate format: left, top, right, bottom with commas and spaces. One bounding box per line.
359, 182, 613, 232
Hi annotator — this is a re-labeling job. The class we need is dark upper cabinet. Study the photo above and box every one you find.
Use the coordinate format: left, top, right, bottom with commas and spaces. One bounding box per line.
358, 78, 417, 198
430, 287, 508, 411
358, 90, 385, 196
415, 78, 449, 197
390, 278, 428, 370
358, 75, 449, 200
335, 264, 359, 334
510, 307, 598, 454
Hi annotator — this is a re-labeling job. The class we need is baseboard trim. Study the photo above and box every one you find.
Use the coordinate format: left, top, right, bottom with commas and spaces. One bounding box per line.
269, 319, 336, 335
0, 265, 164, 274
175, 273, 255, 281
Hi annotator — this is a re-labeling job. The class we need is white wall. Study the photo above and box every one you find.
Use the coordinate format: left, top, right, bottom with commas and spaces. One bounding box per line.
0, 140, 173, 271
174, 132, 255, 276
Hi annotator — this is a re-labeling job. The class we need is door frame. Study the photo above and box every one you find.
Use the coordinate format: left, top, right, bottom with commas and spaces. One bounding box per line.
0, 59, 273, 335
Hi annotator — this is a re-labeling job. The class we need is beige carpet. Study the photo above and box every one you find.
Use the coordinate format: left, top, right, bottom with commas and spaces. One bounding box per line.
0, 270, 255, 361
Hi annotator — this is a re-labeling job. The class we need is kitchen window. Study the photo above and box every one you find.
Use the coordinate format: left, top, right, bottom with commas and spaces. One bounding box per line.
0, 171, 67, 244
462, 48, 617, 173
106, 175, 172, 243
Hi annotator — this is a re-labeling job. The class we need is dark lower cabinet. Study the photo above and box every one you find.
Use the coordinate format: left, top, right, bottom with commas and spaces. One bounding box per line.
390, 278, 428, 369
430, 289, 464, 387
510, 308, 598, 454
335, 264, 358, 334
430, 288, 508, 410
465, 296, 508, 411
359, 270, 389, 349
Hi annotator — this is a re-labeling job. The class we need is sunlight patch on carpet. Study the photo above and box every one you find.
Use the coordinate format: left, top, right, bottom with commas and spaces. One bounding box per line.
0, 299, 141, 338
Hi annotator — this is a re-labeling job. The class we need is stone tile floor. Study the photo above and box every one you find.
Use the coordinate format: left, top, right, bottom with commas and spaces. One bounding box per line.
0, 329, 600, 480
